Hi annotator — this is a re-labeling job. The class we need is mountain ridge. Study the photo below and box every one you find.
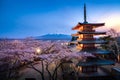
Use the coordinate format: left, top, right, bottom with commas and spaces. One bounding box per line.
35, 34, 71, 40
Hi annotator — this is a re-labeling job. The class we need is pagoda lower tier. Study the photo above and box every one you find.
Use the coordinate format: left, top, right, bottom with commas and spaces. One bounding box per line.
76, 57, 114, 67
81, 48, 111, 54
76, 57, 114, 73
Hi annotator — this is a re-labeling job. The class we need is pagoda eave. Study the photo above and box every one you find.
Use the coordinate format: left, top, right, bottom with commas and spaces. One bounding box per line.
78, 31, 106, 35
79, 22, 105, 27
78, 40, 108, 44
72, 22, 105, 30
72, 24, 82, 30
70, 41, 78, 44
81, 49, 111, 54
71, 33, 79, 37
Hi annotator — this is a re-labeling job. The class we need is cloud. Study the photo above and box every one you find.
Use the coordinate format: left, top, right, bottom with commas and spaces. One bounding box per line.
95, 12, 120, 32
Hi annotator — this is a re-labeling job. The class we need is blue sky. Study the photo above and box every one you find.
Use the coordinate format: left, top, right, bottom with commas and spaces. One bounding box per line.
0, 0, 120, 38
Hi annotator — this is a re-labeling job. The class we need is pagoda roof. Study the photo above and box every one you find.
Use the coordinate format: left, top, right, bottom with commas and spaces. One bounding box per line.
71, 33, 80, 37
81, 49, 111, 54
76, 58, 115, 67
78, 31, 106, 35
72, 22, 105, 30
70, 41, 78, 44
78, 40, 107, 44
79, 22, 105, 26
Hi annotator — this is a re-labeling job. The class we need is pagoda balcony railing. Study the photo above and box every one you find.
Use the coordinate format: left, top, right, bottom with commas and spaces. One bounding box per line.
82, 47, 96, 49
78, 38, 105, 41
77, 38, 82, 41
82, 30, 95, 32
71, 33, 79, 37
78, 40, 108, 44
77, 31, 106, 34
77, 38, 95, 41
82, 38, 95, 40
78, 22, 105, 27
81, 48, 111, 54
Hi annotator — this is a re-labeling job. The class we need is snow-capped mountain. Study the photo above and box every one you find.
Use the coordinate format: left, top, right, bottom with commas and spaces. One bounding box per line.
35, 34, 71, 40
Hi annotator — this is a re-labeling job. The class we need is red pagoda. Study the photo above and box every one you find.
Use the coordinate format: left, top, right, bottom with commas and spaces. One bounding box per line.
71, 4, 114, 73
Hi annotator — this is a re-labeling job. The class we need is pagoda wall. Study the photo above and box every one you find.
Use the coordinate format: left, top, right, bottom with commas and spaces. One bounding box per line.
83, 44, 95, 49
82, 26, 94, 40
76, 44, 83, 50
76, 44, 95, 50
83, 26, 93, 31
77, 34, 95, 40
83, 34, 94, 40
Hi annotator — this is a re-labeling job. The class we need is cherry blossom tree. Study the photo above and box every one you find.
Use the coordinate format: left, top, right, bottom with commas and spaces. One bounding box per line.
101, 28, 120, 62
28, 50, 94, 80
0, 39, 95, 80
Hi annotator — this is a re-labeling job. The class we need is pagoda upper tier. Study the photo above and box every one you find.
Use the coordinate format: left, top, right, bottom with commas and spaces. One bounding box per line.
72, 22, 105, 30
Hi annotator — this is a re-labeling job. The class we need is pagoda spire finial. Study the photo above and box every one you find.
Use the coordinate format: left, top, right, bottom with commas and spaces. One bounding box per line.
84, 3, 88, 23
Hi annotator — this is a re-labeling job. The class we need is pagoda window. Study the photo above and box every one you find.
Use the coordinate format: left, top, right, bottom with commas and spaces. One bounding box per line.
91, 30, 95, 32
79, 66, 82, 72
77, 44, 83, 49
79, 44, 83, 47
83, 44, 94, 47
83, 26, 93, 31
92, 27, 95, 30
82, 67, 86, 72
78, 34, 83, 39
83, 44, 95, 49
81, 66, 97, 73
83, 34, 93, 39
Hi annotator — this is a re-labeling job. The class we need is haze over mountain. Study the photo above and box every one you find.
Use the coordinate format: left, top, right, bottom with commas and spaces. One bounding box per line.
35, 34, 71, 40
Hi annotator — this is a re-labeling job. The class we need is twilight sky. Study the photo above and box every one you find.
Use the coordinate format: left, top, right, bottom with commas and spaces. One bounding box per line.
0, 0, 120, 38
